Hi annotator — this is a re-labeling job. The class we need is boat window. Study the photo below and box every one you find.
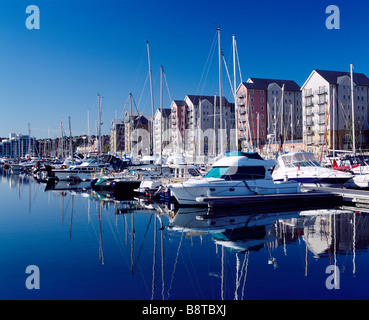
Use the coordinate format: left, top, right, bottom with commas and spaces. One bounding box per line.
204, 166, 265, 180
204, 166, 229, 178
188, 168, 201, 176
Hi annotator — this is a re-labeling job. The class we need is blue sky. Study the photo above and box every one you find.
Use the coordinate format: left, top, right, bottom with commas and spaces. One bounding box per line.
1, 0, 368, 138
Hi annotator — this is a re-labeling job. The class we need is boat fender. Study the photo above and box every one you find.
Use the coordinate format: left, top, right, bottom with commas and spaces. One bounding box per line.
61, 165, 67, 169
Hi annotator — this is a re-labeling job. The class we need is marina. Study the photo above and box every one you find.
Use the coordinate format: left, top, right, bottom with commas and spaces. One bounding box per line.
2, 165, 369, 300
3, 0, 369, 303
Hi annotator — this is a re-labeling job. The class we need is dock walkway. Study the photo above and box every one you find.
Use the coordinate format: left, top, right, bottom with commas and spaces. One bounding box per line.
195, 186, 369, 212
301, 186, 369, 209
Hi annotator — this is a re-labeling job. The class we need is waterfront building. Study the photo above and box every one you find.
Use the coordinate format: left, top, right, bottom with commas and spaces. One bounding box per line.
170, 95, 234, 160
153, 108, 171, 156
110, 119, 125, 156
169, 100, 187, 155
236, 78, 302, 152
124, 114, 151, 157
301, 69, 369, 155
0, 133, 34, 158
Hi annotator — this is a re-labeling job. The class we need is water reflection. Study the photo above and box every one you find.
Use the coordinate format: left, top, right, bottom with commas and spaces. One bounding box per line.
2, 167, 369, 299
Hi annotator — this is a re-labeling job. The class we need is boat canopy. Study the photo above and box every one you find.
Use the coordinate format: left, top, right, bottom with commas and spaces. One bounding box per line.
226, 151, 263, 160
280, 152, 321, 168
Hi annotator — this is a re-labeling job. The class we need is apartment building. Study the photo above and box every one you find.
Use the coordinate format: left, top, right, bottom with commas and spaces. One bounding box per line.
236, 78, 302, 151
153, 108, 171, 156
170, 95, 235, 158
301, 69, 369, 154
0, 133, 34, 158
110, 119, 125, 156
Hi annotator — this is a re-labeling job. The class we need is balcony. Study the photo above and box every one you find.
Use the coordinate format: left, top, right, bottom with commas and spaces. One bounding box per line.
317, 86, 327, 95
317, 108, 326, 115
305, 89, 314, 97
305, 101, 314, 107
306, 120, 314, 126
306, 110, 314, 117
317, 99, 327, 105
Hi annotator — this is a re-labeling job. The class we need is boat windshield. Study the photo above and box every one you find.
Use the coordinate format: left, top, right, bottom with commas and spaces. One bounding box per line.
281, 153, 321, 168
204, 166, 266, 180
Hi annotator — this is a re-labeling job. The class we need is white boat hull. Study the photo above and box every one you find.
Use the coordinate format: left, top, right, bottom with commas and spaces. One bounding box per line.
168, 178, 300, 205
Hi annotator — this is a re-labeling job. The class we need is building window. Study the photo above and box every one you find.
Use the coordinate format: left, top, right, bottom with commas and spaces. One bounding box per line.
261, 98, 264, 102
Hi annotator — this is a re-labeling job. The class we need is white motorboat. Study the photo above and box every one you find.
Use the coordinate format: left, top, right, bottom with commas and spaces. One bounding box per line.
53, 158, 113, 181
168, 151, 301, 206
272, 152, 353, 187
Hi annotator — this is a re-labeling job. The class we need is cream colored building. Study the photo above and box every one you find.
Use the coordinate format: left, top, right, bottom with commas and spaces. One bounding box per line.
301, 69, 369, 155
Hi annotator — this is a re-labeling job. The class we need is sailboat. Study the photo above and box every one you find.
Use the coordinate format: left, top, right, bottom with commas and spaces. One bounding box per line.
330, 64, 369, 188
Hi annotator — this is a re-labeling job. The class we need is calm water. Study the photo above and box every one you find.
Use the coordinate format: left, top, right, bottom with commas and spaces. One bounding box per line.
1, 168, 369, 300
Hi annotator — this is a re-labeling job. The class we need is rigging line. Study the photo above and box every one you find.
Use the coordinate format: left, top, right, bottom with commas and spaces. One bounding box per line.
234, 39, 243, 84
222, 52, 236, 100
130, 45, 148, 94
137, 72, 150, 109
166, 231, 185, 300
196, 30, 218, 97
163, 71, 172, 104
132, 214, 155, 272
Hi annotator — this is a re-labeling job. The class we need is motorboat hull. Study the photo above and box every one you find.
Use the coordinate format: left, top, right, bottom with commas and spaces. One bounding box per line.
169, 178, 301, 206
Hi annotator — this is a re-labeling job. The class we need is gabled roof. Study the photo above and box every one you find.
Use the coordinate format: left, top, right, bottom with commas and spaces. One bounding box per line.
314, 69, 369, 86
155, 108, 171, 117
186, 95, 233, 107
242, 78, 301, 92
173, 100, 186, 107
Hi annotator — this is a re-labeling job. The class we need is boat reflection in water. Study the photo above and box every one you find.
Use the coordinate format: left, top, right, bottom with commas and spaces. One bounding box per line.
166, 205, 369, 299
2, 167, 369, 299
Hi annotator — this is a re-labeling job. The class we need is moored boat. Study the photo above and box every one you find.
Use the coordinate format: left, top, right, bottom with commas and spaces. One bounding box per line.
168, 151, 301, 206
272, 152, 353, 187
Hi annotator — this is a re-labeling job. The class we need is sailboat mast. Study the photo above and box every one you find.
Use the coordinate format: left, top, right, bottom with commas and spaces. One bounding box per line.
332, 85, 336, 157
68, 116, 73, 163
350, 63, 356, 155
129, 93, 133, 155
233, 34, 238, 151
87, 109, 90, 155
213, 93, 217, 156
147, 41, 155, 156
28, 123, 31, 157
218, 27, 224, 155
160, 65, 164, 164
97, 94, 103, 156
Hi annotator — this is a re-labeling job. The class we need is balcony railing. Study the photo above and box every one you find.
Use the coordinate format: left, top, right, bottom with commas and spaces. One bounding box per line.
317, 86, 327, 95
305, 89, 314, 97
